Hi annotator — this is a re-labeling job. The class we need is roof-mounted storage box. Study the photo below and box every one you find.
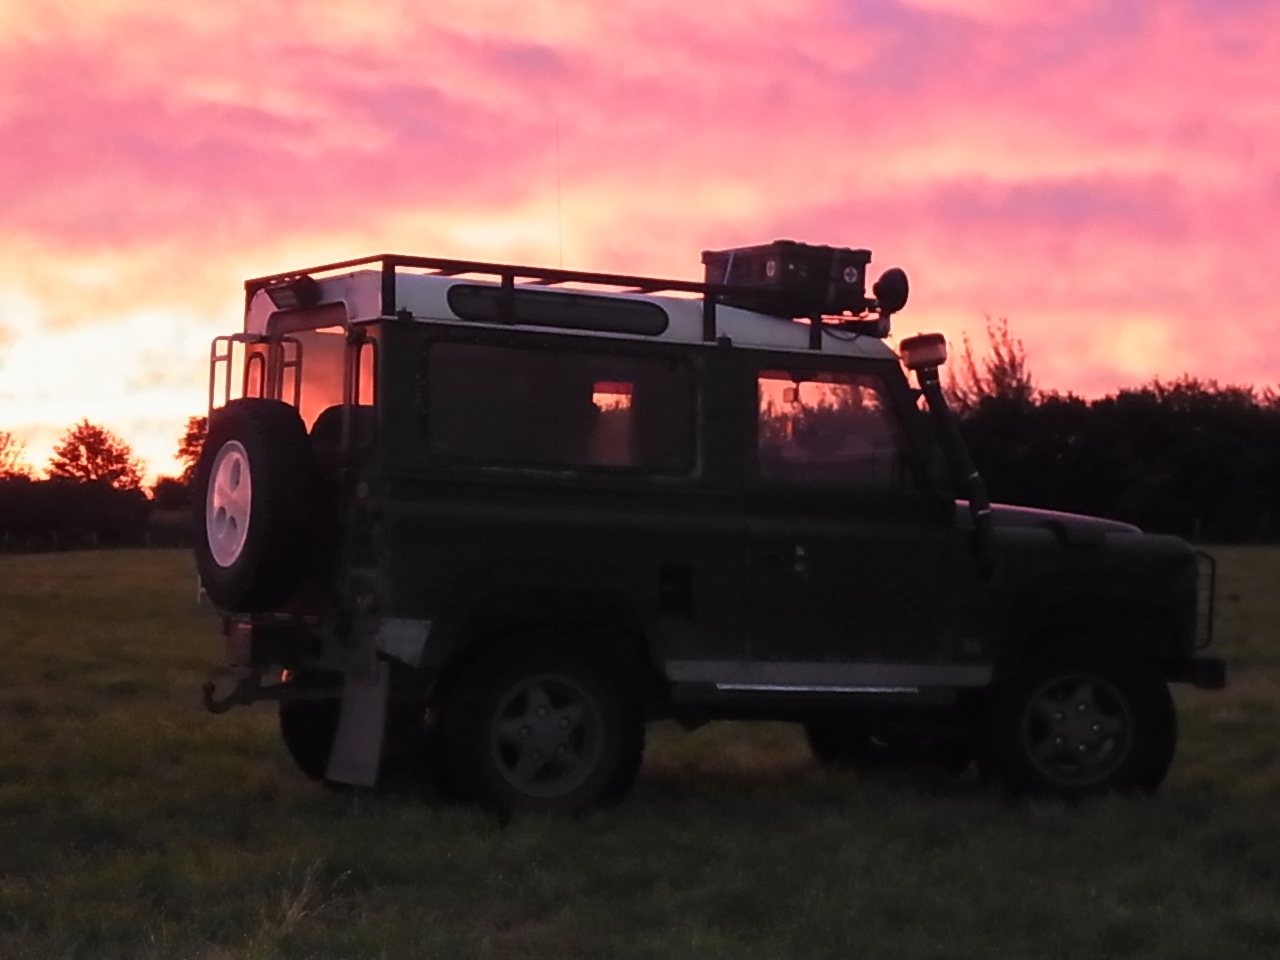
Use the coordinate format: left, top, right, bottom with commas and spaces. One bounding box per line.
701, 240, 872, 318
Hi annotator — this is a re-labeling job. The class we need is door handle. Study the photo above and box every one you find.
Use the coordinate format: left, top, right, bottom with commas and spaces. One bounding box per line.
763, 545, 808, 577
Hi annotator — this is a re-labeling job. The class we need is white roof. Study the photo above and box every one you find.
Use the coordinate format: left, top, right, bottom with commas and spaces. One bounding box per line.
245, 268, 898, 361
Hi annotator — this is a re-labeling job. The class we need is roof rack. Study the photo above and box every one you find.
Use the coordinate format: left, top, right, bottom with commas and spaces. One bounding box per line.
245, 253, 892, 348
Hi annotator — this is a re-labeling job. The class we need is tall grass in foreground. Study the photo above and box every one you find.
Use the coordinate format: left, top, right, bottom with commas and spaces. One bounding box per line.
0, 548, 1277, 959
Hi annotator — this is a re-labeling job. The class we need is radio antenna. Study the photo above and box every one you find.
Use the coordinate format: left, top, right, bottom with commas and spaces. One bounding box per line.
552, 0, 565, 268
555, 114, 564, 268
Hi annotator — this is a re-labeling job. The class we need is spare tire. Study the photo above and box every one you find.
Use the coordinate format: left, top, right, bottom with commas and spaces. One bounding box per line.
193, 398, 318, 611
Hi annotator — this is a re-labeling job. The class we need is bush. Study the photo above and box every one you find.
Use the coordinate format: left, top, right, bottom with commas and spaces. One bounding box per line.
0, 477, 152, 551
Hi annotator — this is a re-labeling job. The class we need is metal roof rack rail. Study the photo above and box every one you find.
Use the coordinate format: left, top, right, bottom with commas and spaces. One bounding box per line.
245, 252, 904, 349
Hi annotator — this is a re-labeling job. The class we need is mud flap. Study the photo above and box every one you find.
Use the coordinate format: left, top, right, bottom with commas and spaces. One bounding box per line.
324, 657, 390, 786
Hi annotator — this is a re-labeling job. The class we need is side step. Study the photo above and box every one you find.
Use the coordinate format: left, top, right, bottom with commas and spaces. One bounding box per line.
670, 681, 957, 711
663, 659, 993, 713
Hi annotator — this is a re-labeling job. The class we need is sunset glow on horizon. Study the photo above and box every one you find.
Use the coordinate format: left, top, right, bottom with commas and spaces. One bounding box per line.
0, 0, 1276, 481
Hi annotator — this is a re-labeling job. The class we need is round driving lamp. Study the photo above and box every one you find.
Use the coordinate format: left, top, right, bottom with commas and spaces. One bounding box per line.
900, 332, 948, 371
872, 267, 909, 315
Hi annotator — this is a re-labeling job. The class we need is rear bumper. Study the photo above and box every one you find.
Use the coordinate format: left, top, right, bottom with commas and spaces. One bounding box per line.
1167, 656, 1226, 690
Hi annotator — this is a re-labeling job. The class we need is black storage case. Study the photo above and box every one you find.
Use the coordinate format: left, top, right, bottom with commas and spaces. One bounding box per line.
701, 240, 872, 317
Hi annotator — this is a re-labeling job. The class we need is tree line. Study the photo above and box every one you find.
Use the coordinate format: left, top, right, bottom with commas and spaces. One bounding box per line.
949, 319, 1280, 542
0, 416, 205, 550
2, 323, 1279, 549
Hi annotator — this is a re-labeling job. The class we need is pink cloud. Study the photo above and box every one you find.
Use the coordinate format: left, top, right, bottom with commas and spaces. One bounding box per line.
0, 0, 1275, 469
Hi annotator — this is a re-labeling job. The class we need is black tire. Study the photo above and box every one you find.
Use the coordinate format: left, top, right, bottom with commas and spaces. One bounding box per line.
441, 639, 645, 812
987, 655, 1176, 798
279, 688, 442, 786
805, 721, 973, 775
193, 398, 317, 611
279, 696, 341, 782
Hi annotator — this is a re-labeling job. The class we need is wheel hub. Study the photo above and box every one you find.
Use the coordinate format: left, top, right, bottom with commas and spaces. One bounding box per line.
206, 440, 252, 568
490, 674, 602, 799
1022, 674, 1132, 785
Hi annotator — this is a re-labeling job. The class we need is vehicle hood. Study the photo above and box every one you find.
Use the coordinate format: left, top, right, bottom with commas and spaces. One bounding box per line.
960, 501, 1139, 546
987, 504, 1138, 534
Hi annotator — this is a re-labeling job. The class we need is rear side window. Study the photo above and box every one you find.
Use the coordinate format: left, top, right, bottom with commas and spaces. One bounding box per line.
447, 285, 669, 336
425, 342, 695, 474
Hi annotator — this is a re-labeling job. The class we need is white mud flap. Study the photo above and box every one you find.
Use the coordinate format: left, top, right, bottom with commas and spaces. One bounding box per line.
324, 656, 390, 786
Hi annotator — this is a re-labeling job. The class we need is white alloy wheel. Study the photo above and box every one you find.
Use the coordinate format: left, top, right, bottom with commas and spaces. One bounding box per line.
206, 440, 253, 567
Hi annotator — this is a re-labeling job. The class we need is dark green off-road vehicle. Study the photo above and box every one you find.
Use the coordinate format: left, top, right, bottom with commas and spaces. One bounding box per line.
195, 241, 1224, 810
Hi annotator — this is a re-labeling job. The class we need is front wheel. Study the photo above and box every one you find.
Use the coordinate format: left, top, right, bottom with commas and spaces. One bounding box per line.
441, 640, 644, 812
987, 655, 1176, 798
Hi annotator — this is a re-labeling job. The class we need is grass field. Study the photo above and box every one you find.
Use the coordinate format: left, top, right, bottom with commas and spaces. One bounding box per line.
1, 548, 1278, 959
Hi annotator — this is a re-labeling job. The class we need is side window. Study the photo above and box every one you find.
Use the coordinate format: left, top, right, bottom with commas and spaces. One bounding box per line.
757, 369, 908, 486
425, 342, 695, 474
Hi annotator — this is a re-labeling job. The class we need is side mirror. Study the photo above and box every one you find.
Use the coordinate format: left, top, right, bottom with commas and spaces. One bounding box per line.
872, 268, 909, 316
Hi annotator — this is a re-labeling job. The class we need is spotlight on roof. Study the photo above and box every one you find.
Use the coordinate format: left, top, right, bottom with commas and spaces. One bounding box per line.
872, 267, 909, 316
264, 275, 321, 311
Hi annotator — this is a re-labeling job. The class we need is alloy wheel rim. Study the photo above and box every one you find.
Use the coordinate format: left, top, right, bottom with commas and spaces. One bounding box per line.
1020, 672, 1133, 786
489, 673, 603, 798
206, 440, 252, 567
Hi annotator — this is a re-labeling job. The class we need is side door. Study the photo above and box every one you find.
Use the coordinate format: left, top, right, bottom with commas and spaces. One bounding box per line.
739, 356, 972, 685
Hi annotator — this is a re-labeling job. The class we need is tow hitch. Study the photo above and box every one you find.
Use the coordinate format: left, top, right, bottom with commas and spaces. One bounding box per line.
202, 665, 273, 714
200, 618, 292, 713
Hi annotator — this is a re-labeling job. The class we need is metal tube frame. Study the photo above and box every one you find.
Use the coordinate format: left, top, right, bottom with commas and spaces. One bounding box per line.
244, 252, 884, 351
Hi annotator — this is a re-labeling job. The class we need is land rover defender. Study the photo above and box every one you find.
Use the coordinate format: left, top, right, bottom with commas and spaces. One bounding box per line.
194, 242, 1224, 810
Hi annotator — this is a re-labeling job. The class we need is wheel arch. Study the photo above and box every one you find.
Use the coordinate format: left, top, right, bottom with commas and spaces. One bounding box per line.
427, 583, 661, 710
994, 595, 1181, 681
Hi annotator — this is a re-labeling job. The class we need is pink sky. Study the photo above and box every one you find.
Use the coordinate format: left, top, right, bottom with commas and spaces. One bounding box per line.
0, 0, 1276, 479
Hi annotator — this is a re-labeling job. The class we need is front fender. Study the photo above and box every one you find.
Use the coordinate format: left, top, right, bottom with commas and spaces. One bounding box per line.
988, 525, 1197, 675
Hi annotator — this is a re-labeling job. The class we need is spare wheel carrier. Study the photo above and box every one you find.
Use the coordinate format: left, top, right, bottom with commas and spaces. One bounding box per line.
193, 397, 318, 612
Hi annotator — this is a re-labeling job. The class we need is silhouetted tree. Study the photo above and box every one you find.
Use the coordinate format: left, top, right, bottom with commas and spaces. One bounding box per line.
47, 420, 145, 490
948, 318, 1280, 542
947, 316, 1036, 413
176, 414, 207, 486
0, 430, 31, 479
151, 475, 192, 509
1081, 378, 1280, 540
0, 476, 151, 549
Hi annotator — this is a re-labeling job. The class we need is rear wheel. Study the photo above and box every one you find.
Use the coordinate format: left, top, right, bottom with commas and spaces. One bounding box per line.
442, 639, 644, 811
988, 655, 1176, 797
278, 672, 441, 786
279, 696, 340, 782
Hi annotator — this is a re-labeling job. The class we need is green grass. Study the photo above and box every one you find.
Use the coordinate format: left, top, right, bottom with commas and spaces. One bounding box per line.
1, 548, 1279, 959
